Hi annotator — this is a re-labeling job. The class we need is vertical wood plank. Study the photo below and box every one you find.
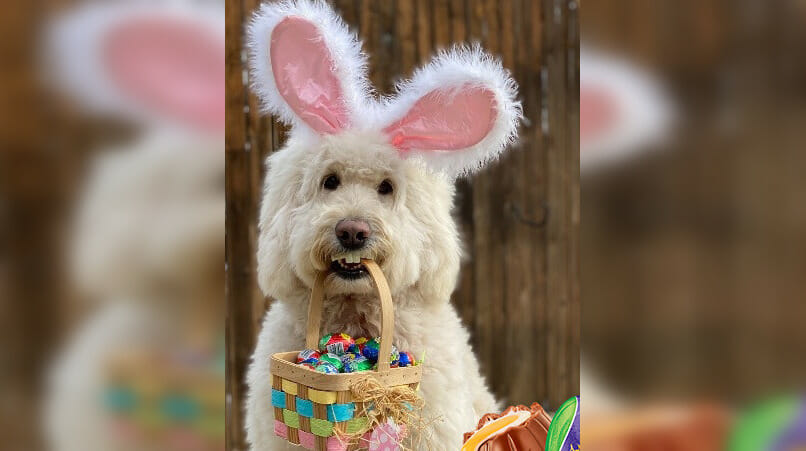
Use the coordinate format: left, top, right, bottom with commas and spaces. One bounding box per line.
432, 0, 451, 49
396, 0, 417, 74
334, 390, 352, 436
544, 0, 567, 409
415, 0, 433, 64
497, 0, 517, 402
541, 0, 580, 408
470, 0, 507, 399
377, 0, 399, 93
242, 0, 274, 339
225, 0, 254, 450
314, 402, 328, 451
566, 0, 581, 404
332, 0, 358, 27
448, 0, 466, 44
502, 0, 542, 405
358, 0, 374, 83
523, 0, 550, 405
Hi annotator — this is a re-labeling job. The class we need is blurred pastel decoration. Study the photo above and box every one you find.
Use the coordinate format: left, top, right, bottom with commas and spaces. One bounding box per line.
101, 344, 225, 451
45, 0, 224, 133
367, 420, 407, 451
545, 396, 580, 451
580, 50, 672, 172
729, 394, 806, 451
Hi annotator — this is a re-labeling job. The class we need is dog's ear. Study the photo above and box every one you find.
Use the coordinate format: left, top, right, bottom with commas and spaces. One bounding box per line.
382, 46, 522, 178
247, 0, 369, 135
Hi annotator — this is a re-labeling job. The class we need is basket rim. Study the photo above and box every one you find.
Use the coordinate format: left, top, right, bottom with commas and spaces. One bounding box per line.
271, 351, 422, 392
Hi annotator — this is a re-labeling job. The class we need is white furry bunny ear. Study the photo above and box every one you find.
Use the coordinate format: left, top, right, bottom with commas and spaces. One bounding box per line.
247, 0, 369, 135
382, 46, 522, 178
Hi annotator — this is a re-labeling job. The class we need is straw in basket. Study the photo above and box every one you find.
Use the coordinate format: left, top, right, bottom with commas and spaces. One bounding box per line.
269, 260, 423, 451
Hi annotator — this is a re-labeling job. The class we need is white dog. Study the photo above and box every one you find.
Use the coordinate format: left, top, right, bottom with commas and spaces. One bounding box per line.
244, 1, 521, 449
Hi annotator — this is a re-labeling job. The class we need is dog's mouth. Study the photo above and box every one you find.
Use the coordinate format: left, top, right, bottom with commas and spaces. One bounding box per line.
329, 252, 370, 280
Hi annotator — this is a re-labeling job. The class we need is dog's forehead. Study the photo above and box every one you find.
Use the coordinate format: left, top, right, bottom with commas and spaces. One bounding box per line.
316, 131, 403, 177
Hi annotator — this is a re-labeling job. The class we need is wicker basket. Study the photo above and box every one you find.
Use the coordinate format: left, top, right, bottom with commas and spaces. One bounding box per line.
270, 260, 422, 451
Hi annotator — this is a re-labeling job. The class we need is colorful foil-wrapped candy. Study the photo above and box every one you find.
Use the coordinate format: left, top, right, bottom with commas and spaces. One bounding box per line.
298, 334, 419, 373
351, 337, 369, 355
389, 346, 400, 366
339, 352, 358, 366
361, 337, 381, 361
318, 353, 344, 372
398, 351, 415, 368
296, 349, 321, 364
360, 338, 399, 365
318, 333, 354, 355
343, 355, 373, 373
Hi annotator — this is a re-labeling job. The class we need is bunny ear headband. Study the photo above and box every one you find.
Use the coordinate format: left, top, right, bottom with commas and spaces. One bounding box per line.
46, 1, 224, 133
247, 0, 522, 178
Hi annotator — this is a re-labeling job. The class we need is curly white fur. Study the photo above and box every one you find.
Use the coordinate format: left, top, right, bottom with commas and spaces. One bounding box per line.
245, 1, 521, 449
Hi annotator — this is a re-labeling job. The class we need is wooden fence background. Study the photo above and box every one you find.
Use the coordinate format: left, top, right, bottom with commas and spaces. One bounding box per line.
225, 0, 580, 449
581, 0, 806, 401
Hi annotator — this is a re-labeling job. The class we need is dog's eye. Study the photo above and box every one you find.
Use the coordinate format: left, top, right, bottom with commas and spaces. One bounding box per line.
322, 174, 340, 190
377, 179, 394, 195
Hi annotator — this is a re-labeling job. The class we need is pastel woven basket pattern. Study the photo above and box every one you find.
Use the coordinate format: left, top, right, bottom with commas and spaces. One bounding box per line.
269, 261, 422, 451
271, 373, 418, 450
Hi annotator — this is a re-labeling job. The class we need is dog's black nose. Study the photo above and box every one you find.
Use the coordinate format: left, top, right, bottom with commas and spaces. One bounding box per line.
335, 219, 371, 249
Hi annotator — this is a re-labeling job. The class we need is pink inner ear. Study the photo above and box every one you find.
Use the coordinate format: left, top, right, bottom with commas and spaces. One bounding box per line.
102, 16, 224, 131
270, 17, 349, 134
383, 86, 497, 151
580, 85, 619, 147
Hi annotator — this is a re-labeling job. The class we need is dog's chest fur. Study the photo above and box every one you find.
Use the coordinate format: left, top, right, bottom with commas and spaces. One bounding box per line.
320, 294, 386, 339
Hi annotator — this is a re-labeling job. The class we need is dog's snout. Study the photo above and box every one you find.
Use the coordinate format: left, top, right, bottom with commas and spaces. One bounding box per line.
335, 219, 371, 249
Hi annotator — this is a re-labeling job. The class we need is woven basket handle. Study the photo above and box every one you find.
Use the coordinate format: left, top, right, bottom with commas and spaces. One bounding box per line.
305, 259, 395, 372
